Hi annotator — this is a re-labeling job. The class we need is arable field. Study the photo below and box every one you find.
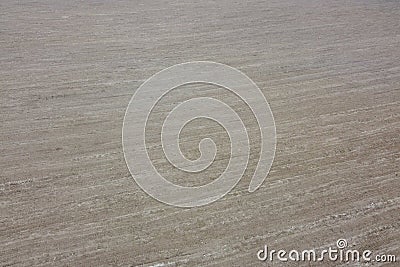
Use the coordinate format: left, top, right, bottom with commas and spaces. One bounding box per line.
1, 0, 399, 266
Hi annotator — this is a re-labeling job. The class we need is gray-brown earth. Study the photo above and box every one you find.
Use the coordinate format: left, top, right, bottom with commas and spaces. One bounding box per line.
1, 0, 399, 266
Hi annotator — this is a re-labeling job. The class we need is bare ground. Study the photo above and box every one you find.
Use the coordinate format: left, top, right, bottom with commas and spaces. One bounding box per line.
1, 0, 399, 266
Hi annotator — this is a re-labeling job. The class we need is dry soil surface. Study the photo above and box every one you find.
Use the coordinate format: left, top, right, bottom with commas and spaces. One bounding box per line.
1, 0, 399, 266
